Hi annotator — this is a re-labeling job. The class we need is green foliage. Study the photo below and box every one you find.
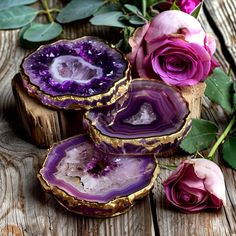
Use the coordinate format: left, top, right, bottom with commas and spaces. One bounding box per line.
0, 0, 37, 10
191, 2, 202, 18
129, 15, 146, 25
90, 11, 126, 28
19, 24, 42, 48
23, 22, 62, 42
56, 0, 105, 23
0, 6, 37, 29
93, 4, 119, 15
116, 26, 135, 52
170, 1, 180, 10
124, 4, 143, 16
205, 68, 234, 113
223, 135, 236, 170
124, 4, 146, 25
180, 119, 218, 154
146, 0, 159, 7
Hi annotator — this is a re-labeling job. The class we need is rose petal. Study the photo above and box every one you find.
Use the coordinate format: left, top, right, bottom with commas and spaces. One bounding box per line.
205, 34, 217, 55
127, 23, 150, 64
184, 159, 226, 205
145, 10, 206, 46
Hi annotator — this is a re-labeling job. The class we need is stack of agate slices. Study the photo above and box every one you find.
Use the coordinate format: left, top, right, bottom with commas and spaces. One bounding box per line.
19, 36, 191, 217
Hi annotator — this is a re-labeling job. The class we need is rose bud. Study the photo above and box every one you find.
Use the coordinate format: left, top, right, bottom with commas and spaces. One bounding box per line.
177, 0, 202, 14
163, 158, 226, 213
155, 0, 202, 15
127, 10, 218, 86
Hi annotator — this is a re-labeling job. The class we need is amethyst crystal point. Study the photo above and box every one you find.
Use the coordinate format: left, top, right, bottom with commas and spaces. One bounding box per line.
84, 78, 191, 155
38, 134, 159, 217
21, 37, 130, 109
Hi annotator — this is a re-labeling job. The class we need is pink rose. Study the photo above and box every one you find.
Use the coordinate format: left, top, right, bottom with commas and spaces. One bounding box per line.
127, 10, 218, 86
177, 0, 202, 14
163, 159, 226, 213
156, 0, 202, 14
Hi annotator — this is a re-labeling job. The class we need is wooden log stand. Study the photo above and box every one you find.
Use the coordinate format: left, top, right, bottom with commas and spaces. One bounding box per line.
12, 74, 86, 148
12, 73, 206, 148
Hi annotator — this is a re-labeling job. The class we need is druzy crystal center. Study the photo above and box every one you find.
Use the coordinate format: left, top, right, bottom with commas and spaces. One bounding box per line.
49, 55, 103, 83
123, 102, 157, 125
51, 141, 154, 200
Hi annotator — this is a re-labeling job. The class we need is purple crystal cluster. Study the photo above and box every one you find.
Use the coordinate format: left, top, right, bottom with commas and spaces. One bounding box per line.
21, 37, 130, 109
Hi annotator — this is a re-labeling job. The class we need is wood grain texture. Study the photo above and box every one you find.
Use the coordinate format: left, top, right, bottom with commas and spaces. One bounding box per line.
204, 0, 236, 70
0, 0, 236, 236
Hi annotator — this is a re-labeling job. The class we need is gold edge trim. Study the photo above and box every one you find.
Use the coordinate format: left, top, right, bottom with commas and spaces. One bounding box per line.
86, 112, 191, 151
54, 196, 133, 218
20, 71, 130, 109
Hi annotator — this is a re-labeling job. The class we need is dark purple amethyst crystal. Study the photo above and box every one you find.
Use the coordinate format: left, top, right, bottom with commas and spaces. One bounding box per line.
84, 79, 191, 154
21, 37, 130, 109
38, 134, 159, 217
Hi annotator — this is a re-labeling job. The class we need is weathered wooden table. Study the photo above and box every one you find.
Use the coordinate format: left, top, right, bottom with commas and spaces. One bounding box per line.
0, 0, 235, 235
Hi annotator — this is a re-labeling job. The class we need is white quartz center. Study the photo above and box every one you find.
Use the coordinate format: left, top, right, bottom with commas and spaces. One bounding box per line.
123, 102, 157, 125
49, 55, 103, 83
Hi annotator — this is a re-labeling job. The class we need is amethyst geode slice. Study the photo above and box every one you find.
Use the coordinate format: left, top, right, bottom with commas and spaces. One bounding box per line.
84, 78, 191, 155
21, 37, 130, 109
38, 134, 159, 217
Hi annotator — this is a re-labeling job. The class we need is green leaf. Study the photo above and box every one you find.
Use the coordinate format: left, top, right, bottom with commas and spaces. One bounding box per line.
93, 4, 119, 15
223, 135, 236, 170
191, 2, 202, 18
0, 6, 37, 29
233, 93, 236, 110
124, 4, 143, 16
205, 68, 234, 113
19, 24, 42, 48
170, 1, 180, 10
90, 11, 126, 28
146, 0, 158, 7
0, 0, 37, 10
180, 119, 218, 154
117, 26, 135, 52
23, 22, 63, 42
56, 0, 104, 23
129, 15, 145, 25
234, 81, 236, 92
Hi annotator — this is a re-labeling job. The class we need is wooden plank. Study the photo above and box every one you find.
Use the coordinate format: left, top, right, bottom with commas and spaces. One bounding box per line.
204, 0, 236, 73
152, 0, 236, 235
198, 13, 231, 73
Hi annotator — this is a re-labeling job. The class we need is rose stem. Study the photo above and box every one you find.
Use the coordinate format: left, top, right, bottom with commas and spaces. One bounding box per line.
142, 0, 147, 17
41, 0, 54, 23
208, 115, 236, 160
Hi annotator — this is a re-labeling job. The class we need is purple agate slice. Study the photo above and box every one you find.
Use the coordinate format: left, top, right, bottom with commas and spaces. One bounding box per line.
22, 37, 128, 97
84, 79, 191, 154
40, 135, 156, 203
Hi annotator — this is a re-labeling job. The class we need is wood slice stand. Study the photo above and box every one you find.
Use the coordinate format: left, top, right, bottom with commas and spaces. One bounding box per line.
12, 73, 206, 148
12, 74, 85, 148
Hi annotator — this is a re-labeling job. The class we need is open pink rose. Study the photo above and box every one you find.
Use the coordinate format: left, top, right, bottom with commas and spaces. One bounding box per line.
127, 10, 218, 86
163, 159, 226, 213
